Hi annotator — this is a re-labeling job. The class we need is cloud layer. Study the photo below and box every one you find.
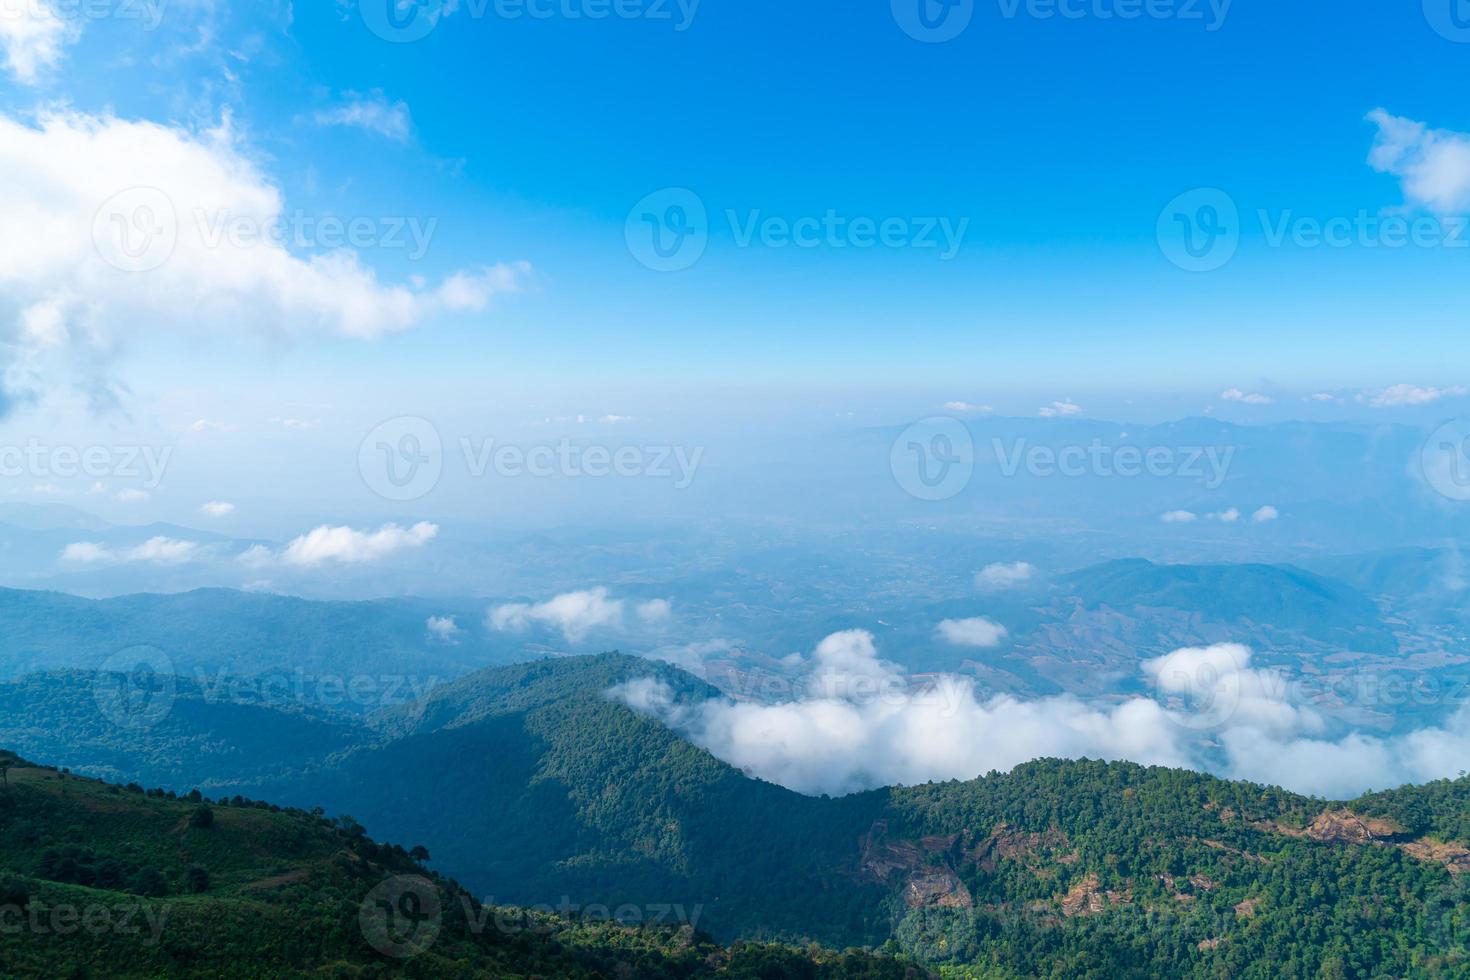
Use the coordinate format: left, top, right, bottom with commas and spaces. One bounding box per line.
614, 631, 1470, 800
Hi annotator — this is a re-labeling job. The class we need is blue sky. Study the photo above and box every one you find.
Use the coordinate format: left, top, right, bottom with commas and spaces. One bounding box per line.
1, 0, 1469, 526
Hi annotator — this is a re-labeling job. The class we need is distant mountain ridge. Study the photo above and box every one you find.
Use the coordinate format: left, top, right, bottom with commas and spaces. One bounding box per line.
0, 586, 512, 692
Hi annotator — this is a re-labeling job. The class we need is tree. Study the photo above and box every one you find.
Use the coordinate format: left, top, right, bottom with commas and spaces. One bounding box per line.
0, 876, 29, 911
128, 869, 168, 898
190, 805, 215, 829
185, 866, 210, 893
409, 845, 431, 863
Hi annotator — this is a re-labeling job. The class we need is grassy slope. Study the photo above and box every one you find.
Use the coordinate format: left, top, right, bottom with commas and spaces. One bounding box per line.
0, 752, 932, 979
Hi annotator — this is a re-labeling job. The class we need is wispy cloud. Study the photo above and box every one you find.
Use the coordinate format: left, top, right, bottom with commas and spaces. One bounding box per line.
1221, 388, 1272, 405
312, 91, 413, 142
0, 0, 72, 84
1038, 399, 1082, 418
1360, 383, 1467, 408
61, 536, 200, 565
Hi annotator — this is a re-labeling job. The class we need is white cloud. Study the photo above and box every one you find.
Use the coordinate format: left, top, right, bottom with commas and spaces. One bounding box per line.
1307, 392, 1338, 403
0, 0, 73, 84
1361, 383, 1467, 408
1367, 109, 1470, 214
0, 109, 528, 408
613, 630, 1192, 798
426, 615, 461, 642
488, 587, 674, 643
279, 521, 438, 567
1208, 507, 1240, 522
114, 488, 150, 502
635, 598, 672, 623
490, 587, 622, 643
236, 544, 273, 568
944, 401, 992, 413
974, 561, 1034, 591
187, 419, 232, 433
1220, 388, 1273, 405
61, 536, 200, 564
200, 500, 235, 517
615, 633, 1470, 800
1161, 510, 1198, 523
272, 417, 319, 430
936, 616, 1008, 648
59, 541, 109, 563
1038, 399, 1081, 418
312, 91, 413, 142
1252, 505, 1279, 523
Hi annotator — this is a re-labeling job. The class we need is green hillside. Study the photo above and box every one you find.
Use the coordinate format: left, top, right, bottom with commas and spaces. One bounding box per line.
4, 655, 1469, 977
0, 748, 930, 978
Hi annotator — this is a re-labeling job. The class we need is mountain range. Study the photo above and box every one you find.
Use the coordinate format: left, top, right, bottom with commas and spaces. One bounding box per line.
4, 654, 1468, 977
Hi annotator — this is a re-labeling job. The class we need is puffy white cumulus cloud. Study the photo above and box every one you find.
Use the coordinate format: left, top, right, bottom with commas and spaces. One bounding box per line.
1367, 109, 1470, 214
1160, 510, 1198, 523
612, 630, 1193, 797
278, 521, 438, 567
974, 561, 1034, 591
489, 587, 672, 643
200, 500, 235, 517
944, 401, 992, 413
426, 615, 462, 642
0, 110, 528, 407
936, 616, 1008, 648
0, 0, 73, 84
1142, 643, 1323, 740
614, 633, 1470, 800
60, 536, 200, 565
1252, 505, 1279, 523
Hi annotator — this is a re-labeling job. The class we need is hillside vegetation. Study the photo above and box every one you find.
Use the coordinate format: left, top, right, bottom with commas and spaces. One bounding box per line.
0, 748, 930, 978
3, 656, 1469, 977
